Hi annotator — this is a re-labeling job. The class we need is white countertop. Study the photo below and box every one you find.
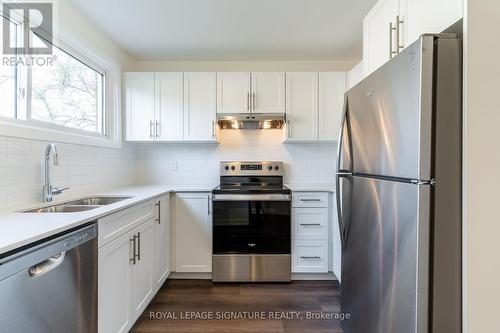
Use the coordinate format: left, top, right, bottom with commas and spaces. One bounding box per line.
286, 183, 336, 192
0, 183, 332, 257
0, 184, 181, 256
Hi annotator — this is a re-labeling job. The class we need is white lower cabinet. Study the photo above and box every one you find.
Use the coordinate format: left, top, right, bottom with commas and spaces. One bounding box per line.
131, 219, 155, 322
98, 232, 133, 333
154, 194, 171, 292
292, 240, 329, 273
291, 191, 329, 274
99, 219, 155, 333
98, 197, 170, 333
293, 208, 328, 240
173, 192, 212, 273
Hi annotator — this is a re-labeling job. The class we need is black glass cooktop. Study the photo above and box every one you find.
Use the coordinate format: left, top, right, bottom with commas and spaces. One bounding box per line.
212, 176, 291, 195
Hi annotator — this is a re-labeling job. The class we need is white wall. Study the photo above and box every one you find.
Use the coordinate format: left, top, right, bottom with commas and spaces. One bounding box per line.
54, 0, 134, 68
463, 1, 500, 332
125, 60, 356, 72
136, 130, 336, 186
347, 61, 364, 89
0, 0, 137, 212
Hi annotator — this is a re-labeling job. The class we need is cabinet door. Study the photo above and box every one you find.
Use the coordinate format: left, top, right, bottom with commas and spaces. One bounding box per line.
217, 72, 250, 114
251, 72, 286, 114
98, 232, 133, 333
131, 218, 155, 322
293, 208, 329, 240
331, 197, 342, 282
292, 240, 329, 273
125, 72, 156, 141
155, 72, 184, 141
363, 0, 399, 75
285, 72, 319, 141
319, 72, 346, 141
154, 194, 171, 292
401, 0, 463, 47
183, 72, 217, 141
174, 193, 212, 273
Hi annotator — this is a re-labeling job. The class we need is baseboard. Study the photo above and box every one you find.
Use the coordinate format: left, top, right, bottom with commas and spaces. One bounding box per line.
169, 272, 213, 279
291, 272, 338, 281
169, 271, 339, 281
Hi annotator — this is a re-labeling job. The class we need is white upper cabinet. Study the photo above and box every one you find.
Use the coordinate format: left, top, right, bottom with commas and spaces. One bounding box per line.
125, 72, 216, 142
124, 72, 156, 141
216, 72, 285, 115
217, 72, 251, 114
319, 72, 346, 141
401, 0, 463, 46
183, 72, 217, 141
364, 0, 463, 75
251, 72, 286, 114
363, 0, 400, 76
155, 72, 184, 141
285, 72, 319, 142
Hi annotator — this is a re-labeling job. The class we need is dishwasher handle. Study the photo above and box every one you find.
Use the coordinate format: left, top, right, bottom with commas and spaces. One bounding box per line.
28, 252, 66, 278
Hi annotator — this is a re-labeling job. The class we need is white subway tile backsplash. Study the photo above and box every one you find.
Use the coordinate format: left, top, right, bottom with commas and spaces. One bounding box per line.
135, 130, 337, 186
0, 136, 137, 212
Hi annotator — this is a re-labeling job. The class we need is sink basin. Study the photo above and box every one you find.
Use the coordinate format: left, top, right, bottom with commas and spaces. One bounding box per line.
24, 205, 100, 213
21, 196, 132, 213
65, 196, 132, 206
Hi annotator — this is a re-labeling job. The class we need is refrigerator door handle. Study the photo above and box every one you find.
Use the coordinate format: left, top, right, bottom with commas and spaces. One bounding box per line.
336, 95, 352, 249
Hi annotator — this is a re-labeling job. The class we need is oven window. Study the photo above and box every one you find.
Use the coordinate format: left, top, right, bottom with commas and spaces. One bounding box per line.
213, 201, 291, 254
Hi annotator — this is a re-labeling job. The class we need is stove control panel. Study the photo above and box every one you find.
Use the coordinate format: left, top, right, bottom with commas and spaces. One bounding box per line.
220, 161, 284, 176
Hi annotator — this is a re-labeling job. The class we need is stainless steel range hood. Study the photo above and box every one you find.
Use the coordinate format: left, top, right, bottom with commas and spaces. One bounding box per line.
217, 113, 286, 129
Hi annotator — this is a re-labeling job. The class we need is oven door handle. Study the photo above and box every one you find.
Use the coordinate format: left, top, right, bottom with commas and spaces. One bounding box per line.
212, 194, 291, 201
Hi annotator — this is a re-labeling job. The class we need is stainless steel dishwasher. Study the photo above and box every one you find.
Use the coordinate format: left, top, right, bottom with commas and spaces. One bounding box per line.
0, 223, 97, 333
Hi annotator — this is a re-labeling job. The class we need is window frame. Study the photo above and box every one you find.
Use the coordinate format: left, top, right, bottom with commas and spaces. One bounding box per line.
0, 7, 123, 148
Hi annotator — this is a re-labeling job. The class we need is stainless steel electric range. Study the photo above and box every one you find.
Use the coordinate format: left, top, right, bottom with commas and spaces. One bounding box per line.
212, 161, 291, 282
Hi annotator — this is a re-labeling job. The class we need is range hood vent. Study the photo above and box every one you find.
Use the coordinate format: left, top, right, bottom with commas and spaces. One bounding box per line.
217, 113, 286, 130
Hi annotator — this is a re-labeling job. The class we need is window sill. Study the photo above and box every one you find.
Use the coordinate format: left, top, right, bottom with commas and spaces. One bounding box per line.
0, 119, 122, 149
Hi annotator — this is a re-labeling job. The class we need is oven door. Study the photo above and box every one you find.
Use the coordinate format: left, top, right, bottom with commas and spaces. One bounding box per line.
212, 194, 291, 254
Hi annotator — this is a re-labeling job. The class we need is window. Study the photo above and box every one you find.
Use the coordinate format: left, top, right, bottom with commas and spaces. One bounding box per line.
1, 13, 109, 138
30, 44, 105, 134
0, 16, 18, 119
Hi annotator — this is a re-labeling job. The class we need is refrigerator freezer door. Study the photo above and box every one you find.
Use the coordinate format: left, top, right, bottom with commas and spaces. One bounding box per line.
346, 36, 436, 181
340, 176, 430, 333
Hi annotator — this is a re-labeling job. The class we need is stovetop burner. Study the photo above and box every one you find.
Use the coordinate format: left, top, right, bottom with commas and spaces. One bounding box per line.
213, 162, 289, 195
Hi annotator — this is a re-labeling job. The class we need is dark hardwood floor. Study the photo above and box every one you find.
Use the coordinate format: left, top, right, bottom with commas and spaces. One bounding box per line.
131, 279, 343, 333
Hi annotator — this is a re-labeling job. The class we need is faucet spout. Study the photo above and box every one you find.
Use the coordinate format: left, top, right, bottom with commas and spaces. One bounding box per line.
43, 144, 67, 202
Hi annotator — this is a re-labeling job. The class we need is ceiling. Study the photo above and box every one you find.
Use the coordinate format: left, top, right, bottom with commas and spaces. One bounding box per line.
67, 0, 377, 61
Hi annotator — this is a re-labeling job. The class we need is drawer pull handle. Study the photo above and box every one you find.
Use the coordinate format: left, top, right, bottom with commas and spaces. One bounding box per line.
300, 223, 321, 226
130, 236, 137, 265
300, 199, 322, 202
300, 256, 321, 259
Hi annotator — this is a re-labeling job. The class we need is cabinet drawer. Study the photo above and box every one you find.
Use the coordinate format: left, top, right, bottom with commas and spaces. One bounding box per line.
293, 208, 328, 240
293, 192, 329, 208
292, 240, 328, 273
98, 201, 155, 248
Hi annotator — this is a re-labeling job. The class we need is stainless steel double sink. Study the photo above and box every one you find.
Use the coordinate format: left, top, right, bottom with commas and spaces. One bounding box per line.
22, 196, 132, 213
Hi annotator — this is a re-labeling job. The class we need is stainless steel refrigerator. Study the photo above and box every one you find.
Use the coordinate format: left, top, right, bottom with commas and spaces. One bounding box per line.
336, 34, 462, 333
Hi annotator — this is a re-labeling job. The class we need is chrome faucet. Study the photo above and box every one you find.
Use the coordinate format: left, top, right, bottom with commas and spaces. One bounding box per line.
43, 143, 68, 202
